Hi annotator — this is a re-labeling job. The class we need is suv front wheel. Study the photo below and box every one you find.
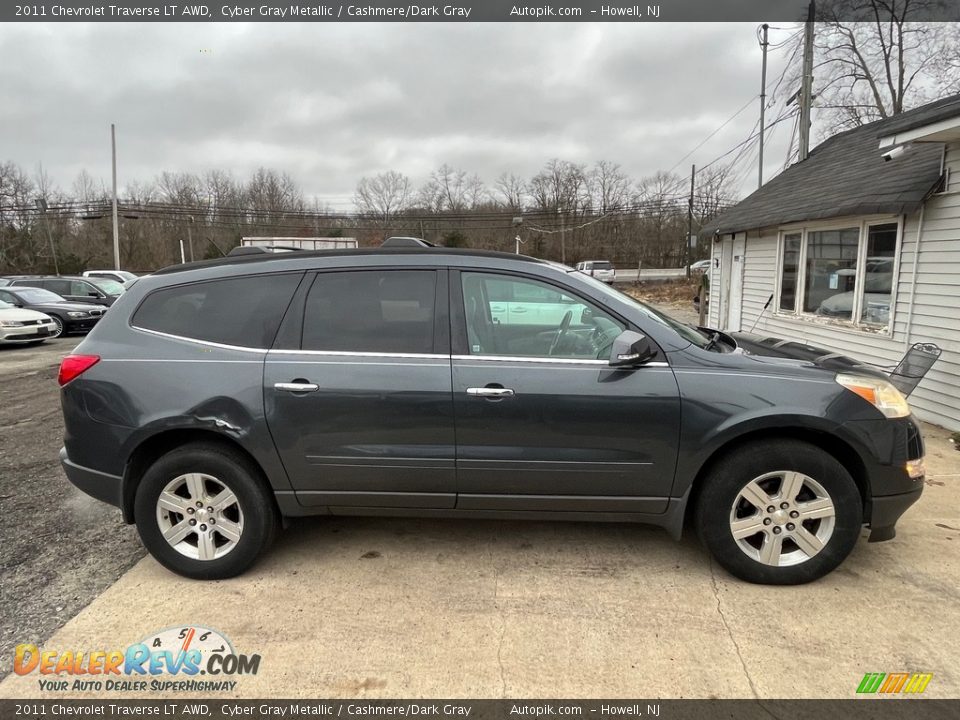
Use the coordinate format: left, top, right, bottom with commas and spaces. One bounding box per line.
695, 439, 863, 585
134, 443, 279, 579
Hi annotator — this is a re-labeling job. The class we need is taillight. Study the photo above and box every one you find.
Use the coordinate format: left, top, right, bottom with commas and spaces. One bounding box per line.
58, 354, 100, 386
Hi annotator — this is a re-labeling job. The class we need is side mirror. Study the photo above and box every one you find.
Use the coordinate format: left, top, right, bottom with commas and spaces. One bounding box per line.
89, 292, 101, 297
608, 330, 657, 367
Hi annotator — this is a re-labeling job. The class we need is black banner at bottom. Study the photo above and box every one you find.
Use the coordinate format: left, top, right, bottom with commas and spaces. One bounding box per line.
2, 700, 959, 720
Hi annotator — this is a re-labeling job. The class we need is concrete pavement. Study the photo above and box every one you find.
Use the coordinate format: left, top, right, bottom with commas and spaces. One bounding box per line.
2, 424, 958, 699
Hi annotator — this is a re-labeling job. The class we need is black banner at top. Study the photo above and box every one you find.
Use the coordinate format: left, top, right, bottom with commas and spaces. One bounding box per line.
5, 0, 960, 23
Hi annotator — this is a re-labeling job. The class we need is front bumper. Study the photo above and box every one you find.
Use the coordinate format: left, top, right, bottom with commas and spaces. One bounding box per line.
0, 321, 56, 342
60, 447, 123, 508
65, 317, 101, 332
868, 487, 923, 542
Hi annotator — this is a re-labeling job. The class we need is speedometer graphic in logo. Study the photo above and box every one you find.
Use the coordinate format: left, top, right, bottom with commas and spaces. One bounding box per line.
141, 625, 233, 671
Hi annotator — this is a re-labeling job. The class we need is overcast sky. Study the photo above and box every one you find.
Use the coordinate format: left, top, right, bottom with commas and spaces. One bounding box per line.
0, 22, 798, 208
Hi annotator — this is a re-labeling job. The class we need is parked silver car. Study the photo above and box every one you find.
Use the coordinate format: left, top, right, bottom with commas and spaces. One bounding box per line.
0, 300, 57, 345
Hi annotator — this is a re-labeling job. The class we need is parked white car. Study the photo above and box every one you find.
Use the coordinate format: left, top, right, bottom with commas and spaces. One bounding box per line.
689, 259, 712, 272
0, 300, 57, 345
575, 260, 616, 283
82, 270, 138, 285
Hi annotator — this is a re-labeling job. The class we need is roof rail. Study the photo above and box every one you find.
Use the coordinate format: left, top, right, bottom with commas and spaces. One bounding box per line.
381, 237, 437, 248
227, 245, 302, 256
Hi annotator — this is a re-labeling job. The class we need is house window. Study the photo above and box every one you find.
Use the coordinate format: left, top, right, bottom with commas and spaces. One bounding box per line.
803, 227, 859, 318
778, 233, 801, 312
860, 223, 897, 326
775, 219, 900, 331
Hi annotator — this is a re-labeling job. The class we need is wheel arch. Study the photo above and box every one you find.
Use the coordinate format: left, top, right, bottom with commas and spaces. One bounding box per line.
121, 428, 275, 524
682, 426, 869, 531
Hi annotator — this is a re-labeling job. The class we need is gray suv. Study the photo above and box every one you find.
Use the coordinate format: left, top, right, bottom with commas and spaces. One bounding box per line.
57, 248, 925, 583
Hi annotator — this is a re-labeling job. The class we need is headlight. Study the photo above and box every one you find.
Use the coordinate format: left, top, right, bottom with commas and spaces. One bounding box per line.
836, 373, 911, 418
67, 311, 89, 318
0, 320, 23, 327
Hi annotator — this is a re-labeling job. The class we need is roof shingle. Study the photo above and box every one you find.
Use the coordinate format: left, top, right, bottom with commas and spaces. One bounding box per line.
701, 95, 957, 236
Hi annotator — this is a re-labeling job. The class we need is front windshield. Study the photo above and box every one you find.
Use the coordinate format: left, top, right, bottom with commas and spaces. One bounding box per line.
13, 288, 64, 304
89, 278, 124, 295
0, 300, 11, 309
573, 271, 711, 348
117, 271, 137, 281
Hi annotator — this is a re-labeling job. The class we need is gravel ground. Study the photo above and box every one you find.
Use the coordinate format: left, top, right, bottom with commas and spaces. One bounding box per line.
0, 338, 145, 678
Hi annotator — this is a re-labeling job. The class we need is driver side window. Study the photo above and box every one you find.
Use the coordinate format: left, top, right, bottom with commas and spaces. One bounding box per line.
461, 272, 624, 359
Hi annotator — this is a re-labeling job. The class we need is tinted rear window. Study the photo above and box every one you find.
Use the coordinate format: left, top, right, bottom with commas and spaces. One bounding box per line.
133, 273, 302, 349
302, 270, 437, 354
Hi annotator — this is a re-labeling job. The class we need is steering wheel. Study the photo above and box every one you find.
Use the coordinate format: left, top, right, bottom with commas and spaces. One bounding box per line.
548, 310, 573, 356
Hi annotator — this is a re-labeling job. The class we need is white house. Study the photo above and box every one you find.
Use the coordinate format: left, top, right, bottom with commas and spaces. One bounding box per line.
703, 94, 960, 431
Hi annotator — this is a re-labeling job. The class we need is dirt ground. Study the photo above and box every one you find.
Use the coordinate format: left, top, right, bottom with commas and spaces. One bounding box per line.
0, 338, 145, 678
625, 280, 702, 325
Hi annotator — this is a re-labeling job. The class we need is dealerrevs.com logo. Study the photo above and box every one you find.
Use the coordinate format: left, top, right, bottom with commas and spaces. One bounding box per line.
14, 626, 260, 693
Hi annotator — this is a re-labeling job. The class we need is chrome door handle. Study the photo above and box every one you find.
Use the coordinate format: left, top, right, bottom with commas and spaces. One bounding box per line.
466, 387, 515, 398
274, 382, 319, 393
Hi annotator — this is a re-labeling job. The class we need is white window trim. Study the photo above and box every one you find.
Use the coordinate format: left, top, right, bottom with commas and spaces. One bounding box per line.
772, 215, 901, 337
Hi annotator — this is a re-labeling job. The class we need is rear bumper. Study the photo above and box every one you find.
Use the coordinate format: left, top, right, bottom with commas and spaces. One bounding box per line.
868, 487, 923, 542
60, 446, 123, 508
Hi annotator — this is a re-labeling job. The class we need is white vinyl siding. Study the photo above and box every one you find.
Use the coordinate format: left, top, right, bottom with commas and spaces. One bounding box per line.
719, 140, 960, 431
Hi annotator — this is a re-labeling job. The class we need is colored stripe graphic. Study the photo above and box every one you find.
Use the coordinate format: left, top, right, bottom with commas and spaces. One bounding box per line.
857, 672, 932, 694
880, 673, 910, 693
857, 673, 885, 693
903, 673, 933, 694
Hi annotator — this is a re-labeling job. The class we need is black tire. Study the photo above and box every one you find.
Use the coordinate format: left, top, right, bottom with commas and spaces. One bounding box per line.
695, 439, 862, 585
134, 442, 279, 580
48, 315, 64, 338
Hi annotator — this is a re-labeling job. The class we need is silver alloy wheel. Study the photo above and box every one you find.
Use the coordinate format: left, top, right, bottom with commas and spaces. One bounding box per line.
155, 473, 244, 561
729, 471, 836, 567
49, 316, 63, 338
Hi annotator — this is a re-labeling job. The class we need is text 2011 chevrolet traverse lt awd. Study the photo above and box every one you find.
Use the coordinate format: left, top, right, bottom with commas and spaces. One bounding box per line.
57, 248, 925, 583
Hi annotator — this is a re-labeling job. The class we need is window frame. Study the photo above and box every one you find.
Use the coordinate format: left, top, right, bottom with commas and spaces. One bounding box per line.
773, 216, 902, 335
281, 267, 448, 356
450, 268, 635, 361
130, 271, 306, 351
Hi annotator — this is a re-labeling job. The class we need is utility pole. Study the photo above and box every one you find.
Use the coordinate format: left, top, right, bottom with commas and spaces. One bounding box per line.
758, 23, 769, 187
559, 208, 566, 264
34, 198, 60, 275
799, 1, 815, 161
111, 123, 120, 269
187, 215, 195, 261
686, 164, 695, 278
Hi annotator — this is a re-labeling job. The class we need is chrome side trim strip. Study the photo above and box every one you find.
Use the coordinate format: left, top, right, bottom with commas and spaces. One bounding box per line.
453, 355, 670, 367
130, 326, 267, 354
270, 349, 448, 359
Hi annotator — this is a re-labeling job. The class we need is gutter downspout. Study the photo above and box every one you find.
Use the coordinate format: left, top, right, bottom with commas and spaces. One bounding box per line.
904, 204, 925, 347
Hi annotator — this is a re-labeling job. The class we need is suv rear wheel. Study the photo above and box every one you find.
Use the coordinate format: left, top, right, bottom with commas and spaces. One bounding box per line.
133, 443, 279, 579
695, 439, 862, 585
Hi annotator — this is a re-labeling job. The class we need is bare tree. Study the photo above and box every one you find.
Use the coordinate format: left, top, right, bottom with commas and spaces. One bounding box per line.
589, 161, 630, 213
354, 170, 412, 219
528, 159, 589, 213
787, 0, 960, 132
494, 172, 527, 210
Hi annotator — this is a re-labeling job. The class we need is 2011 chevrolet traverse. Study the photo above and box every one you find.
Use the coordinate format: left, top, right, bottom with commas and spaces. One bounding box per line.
57, 248, 925, 583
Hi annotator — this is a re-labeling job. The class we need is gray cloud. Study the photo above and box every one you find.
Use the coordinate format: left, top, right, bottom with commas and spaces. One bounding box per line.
0, 22, 795, 206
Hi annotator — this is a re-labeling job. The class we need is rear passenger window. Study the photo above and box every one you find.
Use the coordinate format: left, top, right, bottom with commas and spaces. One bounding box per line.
302, 270, 437, 354
133, 274, 302, 349
44, 279, 71, 295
